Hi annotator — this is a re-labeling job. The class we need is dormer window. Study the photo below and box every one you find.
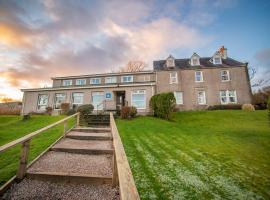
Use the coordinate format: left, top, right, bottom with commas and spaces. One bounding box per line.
212, 51, 222, 65
213, 57, 222, 64
190, 53, 200, 66
166, 55, 175, 68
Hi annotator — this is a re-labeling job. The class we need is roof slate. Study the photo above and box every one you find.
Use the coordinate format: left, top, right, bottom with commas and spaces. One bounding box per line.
153, 57, 246, 70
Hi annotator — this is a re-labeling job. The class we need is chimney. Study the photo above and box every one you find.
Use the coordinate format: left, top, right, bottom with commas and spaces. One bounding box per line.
219, 46, 228, 59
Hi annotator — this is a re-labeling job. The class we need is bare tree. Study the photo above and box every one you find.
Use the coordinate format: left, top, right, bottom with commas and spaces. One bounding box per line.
0, 97, 14, 103
248, 67, 270, 88
119, 61, 146, 72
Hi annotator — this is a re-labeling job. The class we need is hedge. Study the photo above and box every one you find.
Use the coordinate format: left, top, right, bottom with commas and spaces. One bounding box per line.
150, 92, 176, 120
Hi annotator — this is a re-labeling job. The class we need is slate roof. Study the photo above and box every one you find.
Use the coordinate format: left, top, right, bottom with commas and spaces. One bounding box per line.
153, 57, 246, 70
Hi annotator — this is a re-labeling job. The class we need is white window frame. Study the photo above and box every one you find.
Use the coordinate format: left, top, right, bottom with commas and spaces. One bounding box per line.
105, 77, 117, 84
170, 72, 178, 84
174, 92, 183, 105
75, 79, 86, 85
221, 70, 230, 82
37, 94, 49, 110
220, 90, 237, 104
90, 78, 101, 85
121, 75, 133, 83
62, 80, 72, 86
191, 58, 200, 66
72, 92, 84, 105
197, 91, 206, 105
54, 93, 66, 109
213, 57, 222, 64
131, 90, 146, 109
92, 92, 104, 110
195, 71, 203, 82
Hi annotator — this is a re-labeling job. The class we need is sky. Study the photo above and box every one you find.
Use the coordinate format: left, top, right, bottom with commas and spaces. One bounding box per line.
0, 0, 269, 100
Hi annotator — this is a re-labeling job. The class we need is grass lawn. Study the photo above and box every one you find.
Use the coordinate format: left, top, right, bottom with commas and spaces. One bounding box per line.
0, 115, 75, 186
117, 110, 270, 200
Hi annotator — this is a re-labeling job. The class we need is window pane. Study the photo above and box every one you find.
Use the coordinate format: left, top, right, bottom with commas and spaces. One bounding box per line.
54, 93, 66, 109
132, 90, 146, 109
37, 94, 48, 110
174, 92, 183, 104
73, 93, 84, 105
92, 92, 104, 109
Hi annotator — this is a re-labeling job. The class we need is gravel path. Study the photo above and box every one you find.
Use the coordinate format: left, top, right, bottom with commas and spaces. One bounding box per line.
28, 151, 113, 176
67, 131, 109, 137
53, 138, 113, 150
2, 178, 119, 200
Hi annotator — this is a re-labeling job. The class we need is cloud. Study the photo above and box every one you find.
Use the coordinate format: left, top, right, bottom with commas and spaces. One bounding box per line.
1, 0, 235, 99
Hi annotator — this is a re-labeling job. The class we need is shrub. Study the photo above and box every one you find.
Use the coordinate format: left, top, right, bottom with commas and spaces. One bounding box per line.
208, 104, 242, 110
241, 104, 255, 111
22, 114, 31, 120
150, 92, 176, 120
66, 109, 76, 116
60, 103, 70, 114
268, 97, 270, 123
0, 107, 21, 115
252, 89, 270, 110
46, 106, 53, 115
121, 106, 131, 119
77, 104, 94, 115
130, 106, 137, 118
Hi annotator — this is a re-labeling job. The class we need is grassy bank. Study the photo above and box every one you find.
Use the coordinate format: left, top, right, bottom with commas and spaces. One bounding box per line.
117, 110, 270, 199
0, 115, 75, 186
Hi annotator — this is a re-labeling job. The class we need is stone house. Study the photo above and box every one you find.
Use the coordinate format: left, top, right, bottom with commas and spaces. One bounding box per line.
21, 47, 252, 114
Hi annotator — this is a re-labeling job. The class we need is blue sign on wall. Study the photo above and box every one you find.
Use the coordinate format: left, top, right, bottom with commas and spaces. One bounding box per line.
105, 92, 112, 99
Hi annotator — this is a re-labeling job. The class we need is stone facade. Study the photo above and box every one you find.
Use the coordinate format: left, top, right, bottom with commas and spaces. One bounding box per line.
21, 51, 252, 114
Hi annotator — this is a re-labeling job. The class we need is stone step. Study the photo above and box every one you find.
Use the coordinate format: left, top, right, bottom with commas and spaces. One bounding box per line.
51, 138, 113, 154
73, 127, 111, 133
27, 151, 113, 182
26, 172, 112, 185
66, 131, 111, 140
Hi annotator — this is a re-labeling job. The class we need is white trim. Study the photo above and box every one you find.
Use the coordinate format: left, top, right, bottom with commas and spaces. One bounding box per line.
197, 91, 206, 105
219, 90, 237, 104
121, 75, 133, 83
37, 94, 49, 111
221, 70, 230, 82
169, 72, 178, 84
53, 93, 66, 110
72, 92, 84, 105
105, 76, 117, 84
62, 80, 72, 86
21, 83, 156, 92
131, 90, 146, 110
174, 91, 183, 105
90, 78, 101, 85
195, 71, 203, 82
52, 70, 155, 80
75, 79, 86, 85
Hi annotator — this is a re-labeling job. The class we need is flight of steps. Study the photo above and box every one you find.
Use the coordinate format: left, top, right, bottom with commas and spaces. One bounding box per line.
26, 127, 114, 185
81, 114, 110, 127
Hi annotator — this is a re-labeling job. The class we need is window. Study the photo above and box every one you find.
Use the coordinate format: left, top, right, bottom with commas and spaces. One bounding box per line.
174, 92, 183, 105
195, 71, 203, 82
62, 80, 72, 86
105, 77, 117, 84
213, 57, 222, 64
37, 94, 48, 110
197, 91, 206, 105
121, 75, 133, 83
131, 90, 146, 109
170, 72, 178, 84
220, 90, 237, 104
191, 58, 200, 66
166, 56, 175, 68
75, 79, 86, 85
90, 78, 101, 85
54, 93, 66, 109
92, 92, 104, 110
72, 93, 84, 105
221, 70, 230, 81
